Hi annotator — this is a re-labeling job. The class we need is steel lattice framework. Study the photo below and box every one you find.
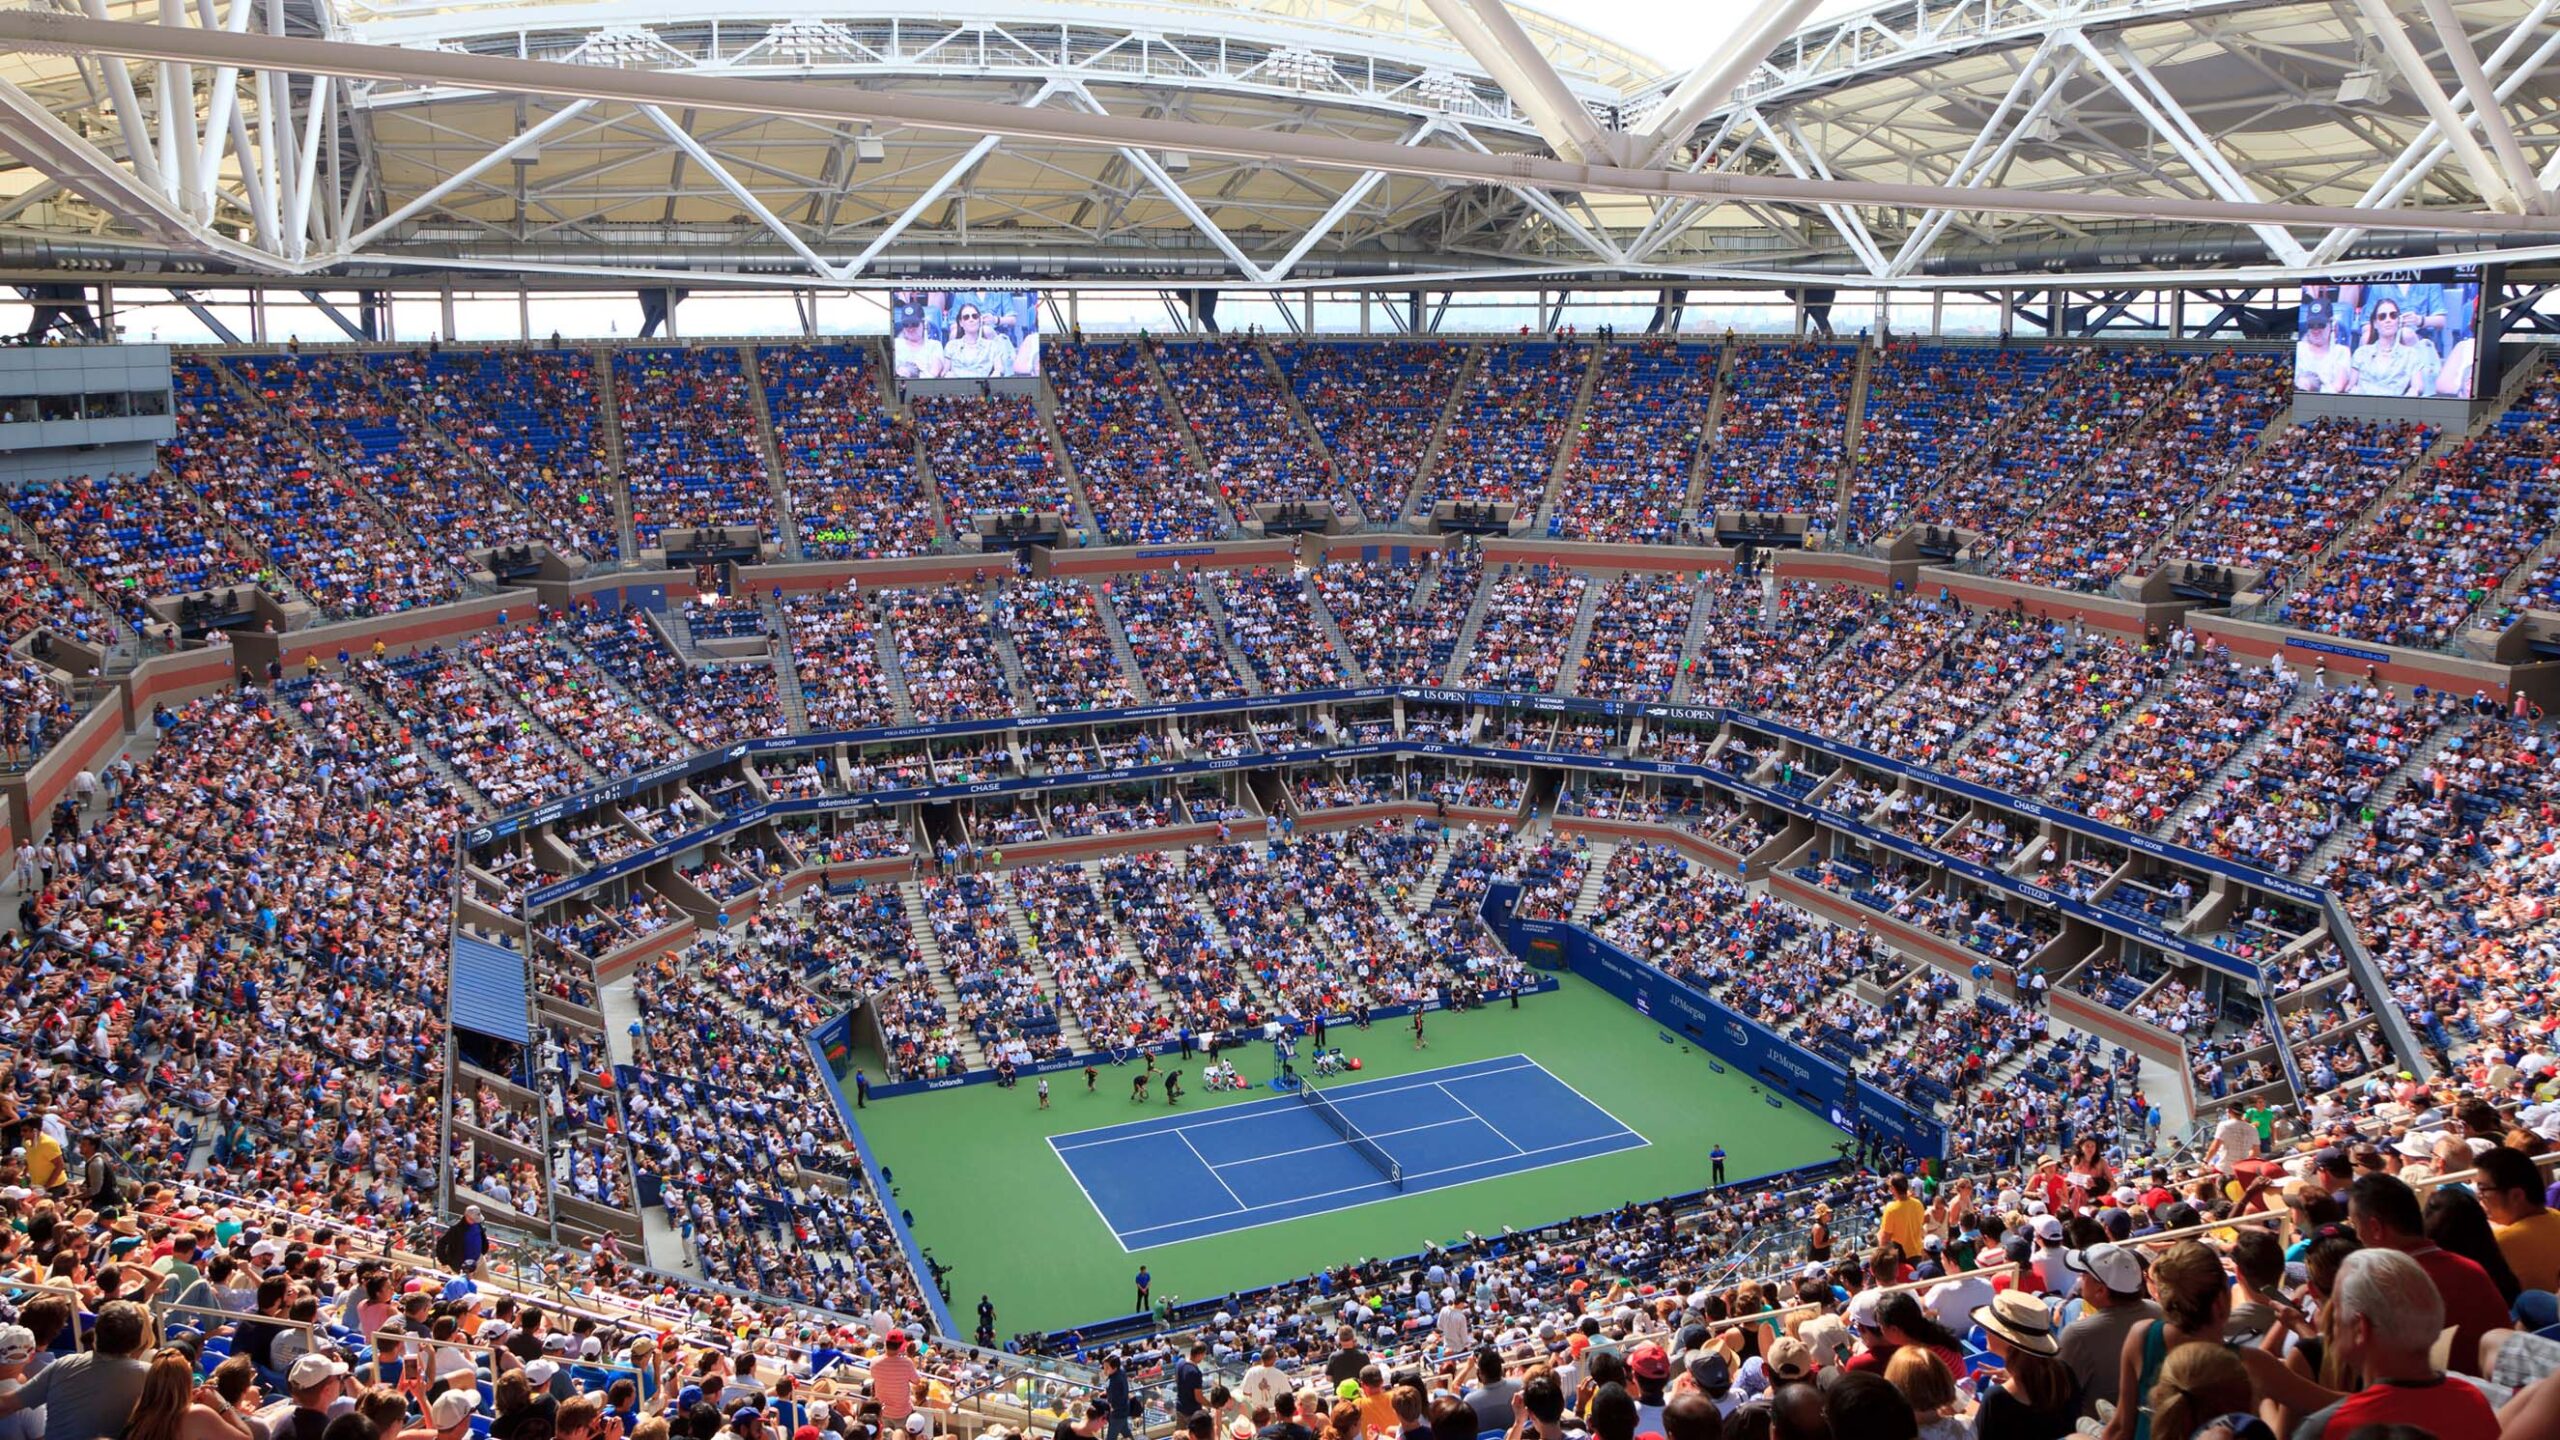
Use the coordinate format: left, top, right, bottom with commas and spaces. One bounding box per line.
0, 0, 2554, 290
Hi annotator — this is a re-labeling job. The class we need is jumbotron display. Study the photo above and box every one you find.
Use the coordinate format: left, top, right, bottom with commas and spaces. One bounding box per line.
890, 288, 1044, 379
2294, 266, 2486, 398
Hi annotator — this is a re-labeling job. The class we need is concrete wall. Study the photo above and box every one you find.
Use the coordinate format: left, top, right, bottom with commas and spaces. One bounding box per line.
2188, 612, 2535, 703
1481, 537, 1732, 574
1040, 538, 1298, 578
5, 642, 238, 838
1918, 566, 2190, 638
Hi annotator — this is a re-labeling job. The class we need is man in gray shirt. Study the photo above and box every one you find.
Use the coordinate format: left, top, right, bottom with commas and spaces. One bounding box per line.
1463, 1347, 1518, 1433
0, 1301, 154, 1440
2053, 1246, 2160, 1421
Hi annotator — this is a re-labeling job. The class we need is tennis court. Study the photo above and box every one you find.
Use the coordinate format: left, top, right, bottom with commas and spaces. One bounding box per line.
1048, 1054, 1648, 1250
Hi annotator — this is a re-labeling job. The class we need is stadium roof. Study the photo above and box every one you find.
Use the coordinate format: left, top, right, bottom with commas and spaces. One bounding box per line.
0, 0, 2554, 291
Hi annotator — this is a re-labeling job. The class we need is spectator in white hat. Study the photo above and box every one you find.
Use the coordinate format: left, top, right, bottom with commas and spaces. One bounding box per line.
2056, 1243, 2157, 1422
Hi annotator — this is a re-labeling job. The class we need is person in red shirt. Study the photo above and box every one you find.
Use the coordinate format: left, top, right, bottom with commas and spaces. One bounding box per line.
2287, 1248, 2500, 1440
2347, 1173, 2510, 1377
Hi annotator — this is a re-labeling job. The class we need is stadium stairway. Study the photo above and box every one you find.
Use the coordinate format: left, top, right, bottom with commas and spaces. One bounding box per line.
1030, 391, 1109, 540
341, 663, 500, 813
2124, 399, 2324, 579
997, 877, 1101, 1056
1087, 578, 1156, 703
1552, 580, 1607, 696
1530, 343, 1607, 534
1136, 342, 1242, 537
1188, 569, 1267, 697
1300, 572, 1369, 686
1396, 343, 1485, 524
197, 358, 431, 610
2007, 649, 2192, 803
897, 879, 999, 1072
1830, 339, 1875, 542
1401, 834, 1464, 914
592, 347, 638, 560
463, 646, 611, 786
736, 348, 803, 560
754, 595, 816, 731
1253, 337, 1353, 520
1678, 343, 1737, 532
1666, 578, 1723, 705
985, 586, 1041, 715
2293, 710, 2475, 881
2155, 674, 2321, 841
852, 600, 920, 728
1440, 561, 1504, 687
1567, 841, 1617, 921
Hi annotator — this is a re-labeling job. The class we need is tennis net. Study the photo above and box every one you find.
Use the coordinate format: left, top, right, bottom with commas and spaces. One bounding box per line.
1299, 1084, 1403, 1190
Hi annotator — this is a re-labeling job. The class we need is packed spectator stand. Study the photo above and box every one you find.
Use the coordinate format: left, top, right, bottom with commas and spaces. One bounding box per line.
761, 344, 937, 561
11, 330, 2560, 1440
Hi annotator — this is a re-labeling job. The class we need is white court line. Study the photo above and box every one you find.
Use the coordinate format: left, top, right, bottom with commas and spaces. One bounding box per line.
1113, 1127, 1649, 1244
1047, 1058, 1541, 1151
1209, 1115, 1479, 1169
1434, 1082, 1524, 1156
1180, 1129, 1252, 1211
1511, 1061, 1651, 1148
1045, 1132, 1124, 1243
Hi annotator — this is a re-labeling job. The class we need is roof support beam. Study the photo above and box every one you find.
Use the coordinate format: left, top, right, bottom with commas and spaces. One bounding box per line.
2310, 2, 2560, 262
843, 133, 1000, 280
2413, 0, 2552, 213
2, 8, 2553, 270
77, 0, 166, 200
640, 103, 838, 279
1634, 0, 1826, 166
2067, 31, 2312, 266
1885, 38, 2075, 277
348, 98, 595, 250
1746, 110, 1885, 277
1417, 0, 1613, 164
2352, 0, 2526, 213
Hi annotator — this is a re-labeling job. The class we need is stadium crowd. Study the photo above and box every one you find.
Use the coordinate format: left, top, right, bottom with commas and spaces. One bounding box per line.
11, 331, 2560, 1440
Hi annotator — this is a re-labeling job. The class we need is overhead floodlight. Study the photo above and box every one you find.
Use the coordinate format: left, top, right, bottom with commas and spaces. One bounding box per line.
1160, 151, 1191, 172
856, 132, 887, 163
2017, 114, 2059, 144
1416, 68, 1475, 113
1267, 47, 1336, 90
2336, 69, 2390, 104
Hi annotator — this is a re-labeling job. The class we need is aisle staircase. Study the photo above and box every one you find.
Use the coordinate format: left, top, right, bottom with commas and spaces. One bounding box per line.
1189, 570, 1267, 696
739, 347, 803, 559
1396, 344, 1484, 524
1531, 343, 1607, 533
1086, 578, 1155, 702
1439, 561, 1504, 686
594, 348, 638, 559
1553, 581, 1606, 696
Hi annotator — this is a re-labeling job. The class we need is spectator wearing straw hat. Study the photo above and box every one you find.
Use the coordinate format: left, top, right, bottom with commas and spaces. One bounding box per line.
1970, 1291, 2076, 1440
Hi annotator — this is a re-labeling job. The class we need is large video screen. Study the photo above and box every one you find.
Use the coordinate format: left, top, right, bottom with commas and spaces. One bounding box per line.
889, 290, 1041, 379
2296, 267, 2485, 399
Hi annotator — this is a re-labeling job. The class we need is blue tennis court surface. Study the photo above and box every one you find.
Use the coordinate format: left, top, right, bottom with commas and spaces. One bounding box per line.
1049, 1055, 1648, 1250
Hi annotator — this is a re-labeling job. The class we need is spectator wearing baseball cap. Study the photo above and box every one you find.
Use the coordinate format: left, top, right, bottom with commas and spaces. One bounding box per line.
400, 1388, 480, 1440
1626, 1343, 1670, 1432
870, 1332, 919, 1427
2056, 1243, 2158, 1422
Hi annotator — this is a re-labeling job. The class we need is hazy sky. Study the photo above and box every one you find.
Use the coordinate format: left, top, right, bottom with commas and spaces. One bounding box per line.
1558, 0, 1872, 73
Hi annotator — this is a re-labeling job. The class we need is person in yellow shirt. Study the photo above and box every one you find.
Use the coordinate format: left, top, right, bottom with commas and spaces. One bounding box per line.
22, 1130, 64, 1193
2478, 1145, 2560, 1294
1878, 1173, 1928, 1258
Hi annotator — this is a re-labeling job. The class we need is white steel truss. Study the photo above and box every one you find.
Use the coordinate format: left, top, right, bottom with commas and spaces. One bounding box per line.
0, 0, 2552, 290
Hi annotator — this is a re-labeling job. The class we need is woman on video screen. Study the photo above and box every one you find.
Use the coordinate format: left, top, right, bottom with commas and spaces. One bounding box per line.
2348, 299, 2438, 397
939, 301, 1018, 378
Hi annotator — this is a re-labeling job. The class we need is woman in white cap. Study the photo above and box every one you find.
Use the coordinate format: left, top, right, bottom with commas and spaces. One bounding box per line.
1969, 1291, 2077, 1440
